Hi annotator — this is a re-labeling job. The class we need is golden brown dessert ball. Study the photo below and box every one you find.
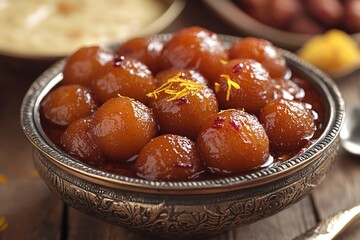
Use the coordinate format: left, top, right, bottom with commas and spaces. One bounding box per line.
289, 14, 324, 34
148, 77, 218, 141
229, 37, 288, 78
270, 78, 305, 101
267, 0, 303, 29
62, 46, 114, 87
197, 109, 270, 175
306, 0, 343, 26
90, 96, 157, 162
41, 84, 97, 126
117, 36, 163, 74
344, 0, 360, 33
160, 26, 228, 84
214, 59, 272, 114
61, 117, 104, 164
91, 57, 155, 104
135, 134, 204, 181
155, 68, 208, 87
240, 0, 303, 29
259, 99, 316, 151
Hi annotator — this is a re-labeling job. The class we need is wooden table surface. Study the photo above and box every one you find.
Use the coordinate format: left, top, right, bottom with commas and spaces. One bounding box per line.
1, 1, 360, 239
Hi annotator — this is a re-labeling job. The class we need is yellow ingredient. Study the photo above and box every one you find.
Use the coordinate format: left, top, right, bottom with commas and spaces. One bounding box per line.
298, 29, 360, 77
28, 169, 39, 178
146, 73, 203, 102
219, 74, 241, 101
0, 174, 8, 185
0, 217, 8, 232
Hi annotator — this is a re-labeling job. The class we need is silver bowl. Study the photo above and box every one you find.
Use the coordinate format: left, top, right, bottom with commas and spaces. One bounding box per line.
21, 34, 345, 238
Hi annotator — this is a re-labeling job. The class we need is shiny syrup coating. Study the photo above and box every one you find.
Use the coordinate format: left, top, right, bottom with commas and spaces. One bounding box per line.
61, 117, 104, 164
159, 26, 228, 84
259, 98, 316, 151
41, 84, 97, 126
155, 68, 208, 87
197, 109, 270, 175
40, 28, 327, 180
91, 57, 155, 104
117, 36, 163, 74
135, 134, 205, 181
215, 59, 273, 114
270, 77, 305, 101
229, 37, 288, 78
148, 79, 218, 141
62, 46, 114, 87
90, 96, 157, 162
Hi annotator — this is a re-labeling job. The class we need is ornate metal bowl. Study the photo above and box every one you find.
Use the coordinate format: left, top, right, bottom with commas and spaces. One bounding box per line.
21, 34, 345, 238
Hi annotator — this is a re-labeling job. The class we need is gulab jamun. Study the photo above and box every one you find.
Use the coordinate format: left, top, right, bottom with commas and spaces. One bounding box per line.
90, 96, 157, 162
270, 77, 305, 101
229, 37, 288, 78
214, 59, 273, 114
148, 76, 218, 141
62, 46, 114, 87
344, 0, 360, 33
39, 26, 327, 181
135, 134, 204, 181
117, 36, 163, 73
61, 117, 104, 164
259, 98, 316, 151
197, 109, 270, 175
41, 84, 97, 126
160, 26, 228, 83
155, 68, 208, 87
91, 57, 155, 104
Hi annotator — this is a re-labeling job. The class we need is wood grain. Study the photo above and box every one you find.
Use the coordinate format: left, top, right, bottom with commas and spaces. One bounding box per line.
310, 71, 360, 240
230, 196, 316, 240
0, 69, 64, 240
66, 207, 143, 240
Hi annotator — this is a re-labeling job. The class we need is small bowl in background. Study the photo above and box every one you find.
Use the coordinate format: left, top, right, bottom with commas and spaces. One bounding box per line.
21, 34, 345, 238
202, 0, 360, 51
0, 0, 185, 73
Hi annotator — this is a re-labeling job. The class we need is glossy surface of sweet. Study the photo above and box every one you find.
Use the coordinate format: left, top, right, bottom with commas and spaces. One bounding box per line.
39, 27, 326, 179
197, 109, 270, 175
135, 134, 204, 181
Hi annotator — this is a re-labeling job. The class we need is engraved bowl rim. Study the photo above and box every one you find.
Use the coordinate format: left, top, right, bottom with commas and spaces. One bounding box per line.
20, 33, 345, 195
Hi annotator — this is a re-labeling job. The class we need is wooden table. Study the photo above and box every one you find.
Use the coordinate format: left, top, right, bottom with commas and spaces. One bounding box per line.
1, 1, 360, 239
